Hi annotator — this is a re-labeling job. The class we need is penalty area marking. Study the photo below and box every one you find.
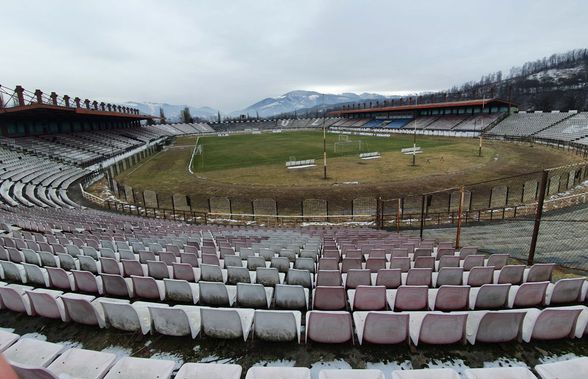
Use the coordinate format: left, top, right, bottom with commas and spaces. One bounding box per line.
187, 136, 200, 175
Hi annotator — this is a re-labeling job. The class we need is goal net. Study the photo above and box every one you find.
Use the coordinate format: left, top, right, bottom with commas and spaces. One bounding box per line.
334, 135, 363, 153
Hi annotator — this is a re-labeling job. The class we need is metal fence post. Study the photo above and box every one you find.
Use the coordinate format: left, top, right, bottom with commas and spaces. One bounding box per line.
455, 186, 465, 249
419, 195, 426, 239
528, 170, 549, 265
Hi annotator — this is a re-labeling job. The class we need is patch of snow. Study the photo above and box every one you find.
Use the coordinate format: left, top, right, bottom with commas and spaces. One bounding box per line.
538, 353, 581, 364
150, 352, 184, 370
198, 355, 235, 364
21, 332, 47, 341
310, 359, 352, 379
482, 357, 529, 368
426, 358, 469, 377
101, 345, 132, 360
251, 359, 296, 367
366, 361, 413, 376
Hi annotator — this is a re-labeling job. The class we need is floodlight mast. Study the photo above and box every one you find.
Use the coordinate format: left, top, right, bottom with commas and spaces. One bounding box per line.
479, 96, 485, 157
322, 95, 327, 180
412, 96, 418, 166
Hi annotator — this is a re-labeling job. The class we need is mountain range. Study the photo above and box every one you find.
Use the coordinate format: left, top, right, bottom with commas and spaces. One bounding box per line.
123, 90, 396, 121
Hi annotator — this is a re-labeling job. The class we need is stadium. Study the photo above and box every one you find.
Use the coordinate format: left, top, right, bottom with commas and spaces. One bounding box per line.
2, 2, 588, 379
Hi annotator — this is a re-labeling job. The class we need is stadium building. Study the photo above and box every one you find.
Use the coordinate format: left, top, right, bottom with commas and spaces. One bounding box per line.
0, 84, 588, 379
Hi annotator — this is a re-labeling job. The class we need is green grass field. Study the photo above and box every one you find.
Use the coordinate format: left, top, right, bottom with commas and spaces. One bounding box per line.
113, 131, 581, 204
191, 131, 455, 171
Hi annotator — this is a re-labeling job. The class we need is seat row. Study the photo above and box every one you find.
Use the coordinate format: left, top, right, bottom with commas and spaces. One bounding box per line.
6, 333, 587, 379
2, 288, 588, 346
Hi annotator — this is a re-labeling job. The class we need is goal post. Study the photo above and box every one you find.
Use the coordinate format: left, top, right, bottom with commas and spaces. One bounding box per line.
334, 139, 363, 153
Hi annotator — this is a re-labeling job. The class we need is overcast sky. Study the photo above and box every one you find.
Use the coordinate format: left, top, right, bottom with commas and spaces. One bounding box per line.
2, 1, 587, 111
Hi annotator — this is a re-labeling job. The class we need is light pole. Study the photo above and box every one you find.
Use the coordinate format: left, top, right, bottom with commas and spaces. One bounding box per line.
412, 96, 418, 166
322, 94, 327, 180
479, 96, 485, 157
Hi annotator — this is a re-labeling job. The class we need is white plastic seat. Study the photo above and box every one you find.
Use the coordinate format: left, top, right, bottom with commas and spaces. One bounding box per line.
200, 307, 255, 340
465, 310, 526, 344
149, 304, 201, 338
391, 368, 460, 379
25, 288, 68, 320
100, 299, 154, 334
103, 356, 175, 379
178, 363, 243, 379
319, 369, 385, 379
47, 347, 117, 379
535, 357, 588, 379
253, 310, 301, 342
353, 311, 409, 345
0, 330, 19, 352
163, 278, 199, 303
3, 338, 66, 367
463, 367, 537, 379
245, 366, 309, 379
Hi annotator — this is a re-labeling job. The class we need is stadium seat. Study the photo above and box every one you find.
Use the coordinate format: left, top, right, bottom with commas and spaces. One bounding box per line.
389, 286, 428, 311
199, 281, 235, 306
236, 283, 272, 308
469, 283, 510, 309
149, 305, 201, 338
245, 367, 309, 379
508, 281, 548, 308
391, 368, 460, 379
100, 299, 153, 334
535, 357, 588, 379
47, 347, 117, 379
253, 310, 301, 342
313, 286, 347, 310
410, 312, 467, 345
466, 310, 526, 344
353, 311, 409, 345
319, 369, 386, 379
522, 306, 585, 342
103, 356, 175, 379
178, 363, 242, 379
200, 307, 254, 340
348, 285, 387, 311
344, 269, 371, 289
306, 310, 353, 343
274, 284, 308, 309
463, 367, 537, 379
3, 338, 66, 367
428, 285, 469, 311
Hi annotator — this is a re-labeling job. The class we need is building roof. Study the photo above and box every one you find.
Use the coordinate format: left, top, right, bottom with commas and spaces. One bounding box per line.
0, 103, 150, 120
330, 98, 515, 116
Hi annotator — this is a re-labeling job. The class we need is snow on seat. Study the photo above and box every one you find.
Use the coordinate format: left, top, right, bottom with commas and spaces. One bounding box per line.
391, 368, 460, 379
200, 307, 254, 340
409, 311, 468, 345
353, 311, 409, 345
522, 306, 586, 342
253, 309, 301, 342
149, 304, 201, 338
100, 299, 156, 334
245, 366, 309, 379
0, 330, 19, 352
46, 347, 117, 379
25, 288, 68, 320
465, 310, 526, 344
177, 363, 242, 379
4, 338, 66, 368
319, 369, 385, 379
305, 310, 353, 344
103, 356, 175, 379
535, 357, 588, 379
463, 367, 537, 379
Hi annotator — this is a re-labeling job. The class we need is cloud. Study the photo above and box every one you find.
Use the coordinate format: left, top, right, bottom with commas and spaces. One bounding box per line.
1, 0, 586, 111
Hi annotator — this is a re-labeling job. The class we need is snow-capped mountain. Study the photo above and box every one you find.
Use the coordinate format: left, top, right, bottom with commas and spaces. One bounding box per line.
123, 102, 219, 122
231, 90, 393, 118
